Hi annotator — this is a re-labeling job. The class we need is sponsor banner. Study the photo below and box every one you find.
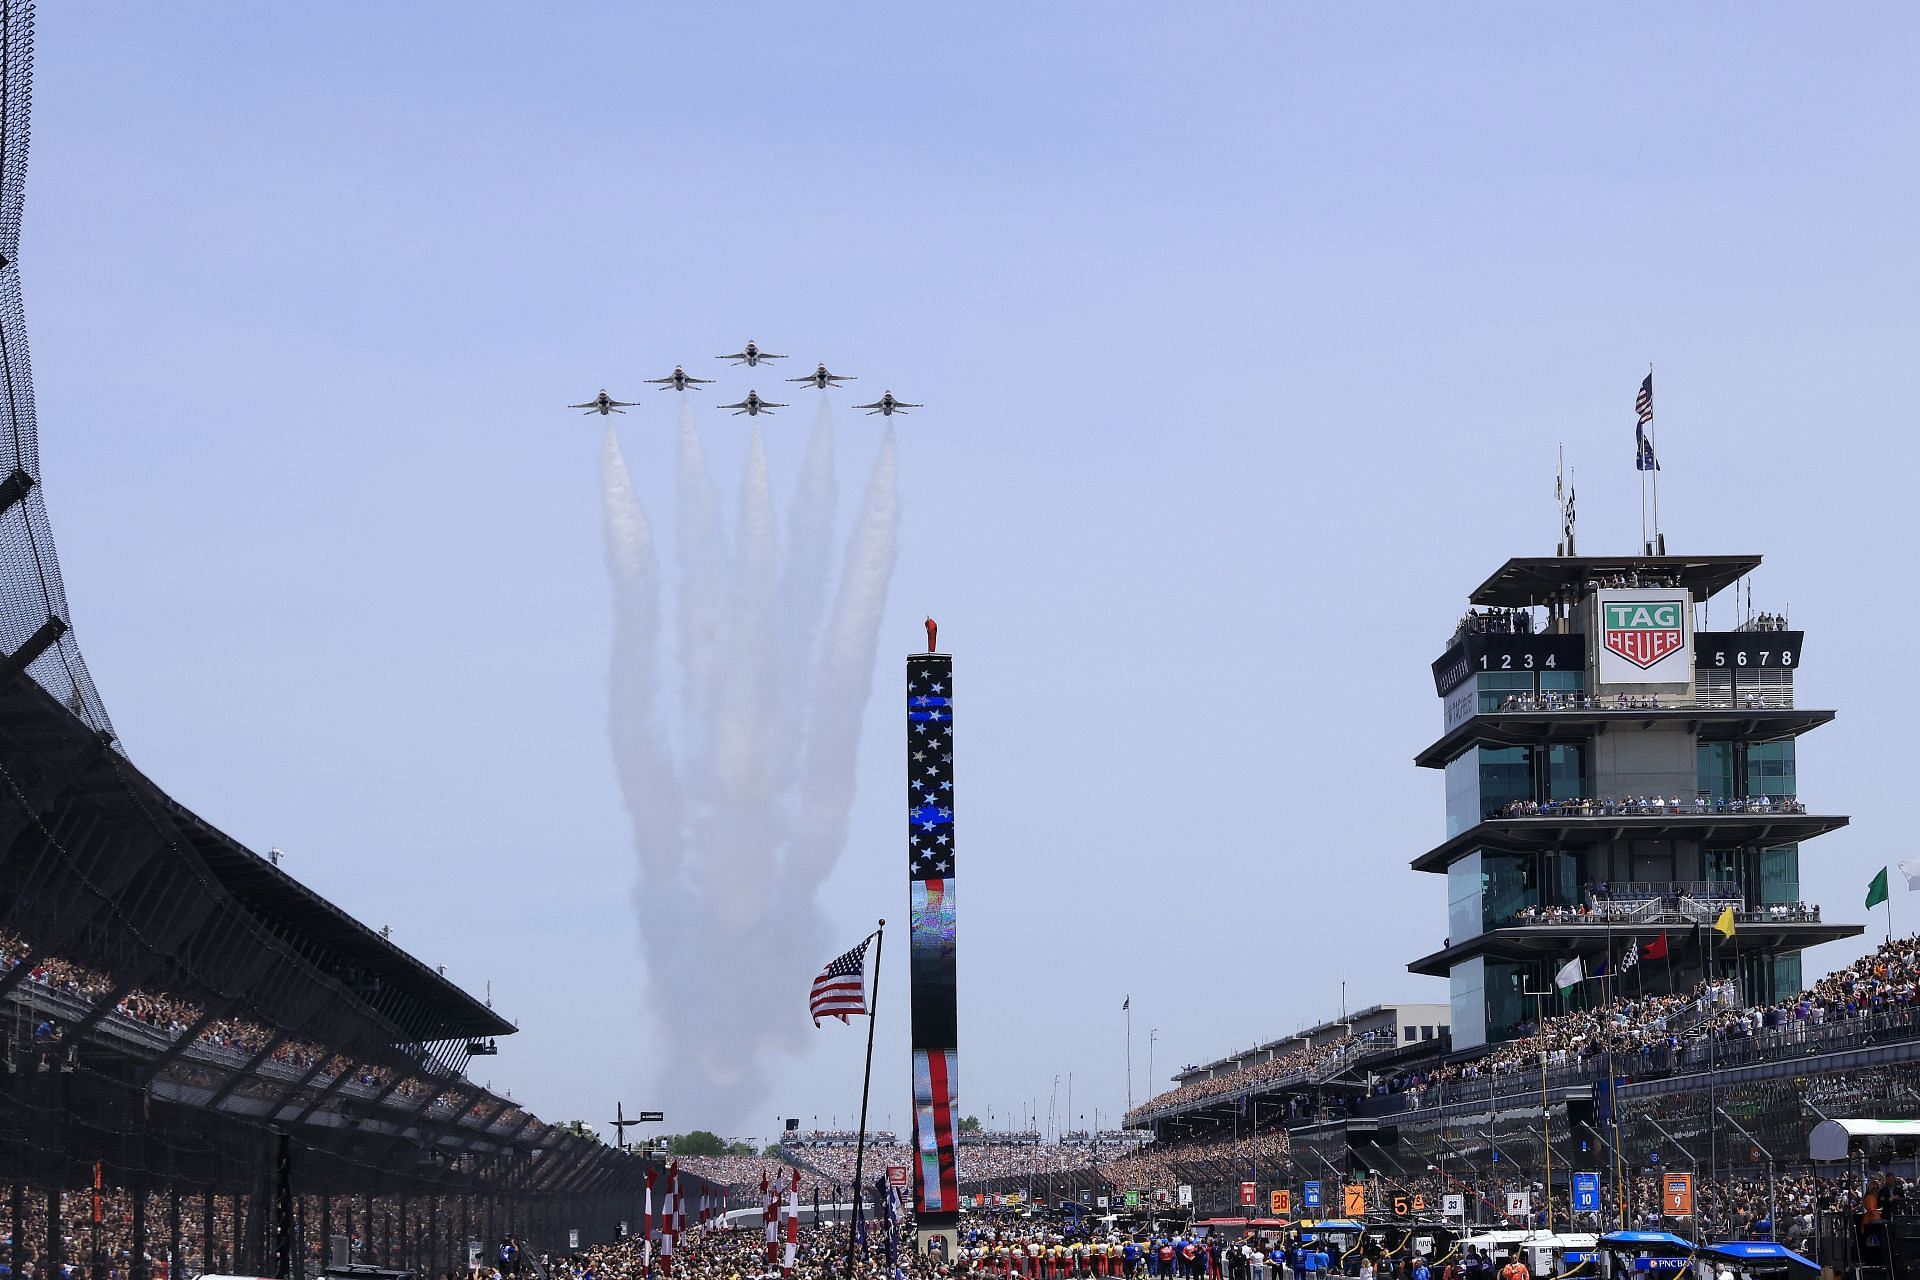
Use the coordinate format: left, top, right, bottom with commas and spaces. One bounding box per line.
1343, 1185, 1368, 1218
1302, 1181, 1322, 1210
887, 1166, 909, 1188
1572, 1172, 1600, 1214
1240, 1182, 1257, 1208
1506, 1190, 1531, 1218
1595, 589, 1692, 685
1270, 1190, 1291, 1217
1662, 1173, 1694, 1217
1177, 1185, 1193, 1206
1442, 1194, 1465, 1218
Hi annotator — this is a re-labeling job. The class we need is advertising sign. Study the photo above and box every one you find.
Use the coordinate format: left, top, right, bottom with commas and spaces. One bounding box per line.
1303, 1181, 1322, 1210
1442, 1194, 1465, 1219
1572, 1172, 1601, 1214
1343, 1185, 1368, 1217
1595, 589, 1692, 685
1662, 1174, 1694, 1217
1271, 1190, 1291, 1217
1506, 1190, 1531, 1219
887, 1166, 910, 1188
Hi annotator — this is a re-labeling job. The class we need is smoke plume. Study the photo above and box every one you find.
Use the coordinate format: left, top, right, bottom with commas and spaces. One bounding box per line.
604, 405, 900, 1126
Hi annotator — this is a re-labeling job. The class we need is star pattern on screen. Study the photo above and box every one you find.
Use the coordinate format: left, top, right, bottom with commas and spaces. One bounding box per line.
906, 657, 955, 880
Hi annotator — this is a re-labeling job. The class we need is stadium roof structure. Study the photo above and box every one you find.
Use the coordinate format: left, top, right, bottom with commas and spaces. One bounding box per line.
1410, 811, 1850, 874
1467, 555, 1762, 608
0, 662, 512, 1042
1413, 707, 1835, 770
150, 790, 515, 1041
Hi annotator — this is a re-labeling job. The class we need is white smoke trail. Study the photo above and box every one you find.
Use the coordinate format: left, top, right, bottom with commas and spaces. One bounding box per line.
780, 427, 900, 897
606, 408, 900, 1127
690, 425, 780, 929
769, 398, 839, 799
676, 401, 729, 737
601, 423, 681, 879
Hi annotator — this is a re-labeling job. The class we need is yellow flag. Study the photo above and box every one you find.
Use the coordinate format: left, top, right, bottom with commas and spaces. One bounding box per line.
1714, 905, 1736, 939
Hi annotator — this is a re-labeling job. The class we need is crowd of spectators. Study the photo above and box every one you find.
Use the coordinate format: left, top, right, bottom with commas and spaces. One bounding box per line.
1132, 935, 1920, 1128
1493, 794, 1806, 819
1127, 1034, 1402, 1124
1392, 934, 1920, 1108
1506, 894, 1819, 928
1448, 609, 1535, 648
0, 931, 525, 1123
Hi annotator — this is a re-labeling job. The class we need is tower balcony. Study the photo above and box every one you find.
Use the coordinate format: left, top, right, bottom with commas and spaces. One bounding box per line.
1410, 803, 1848, 873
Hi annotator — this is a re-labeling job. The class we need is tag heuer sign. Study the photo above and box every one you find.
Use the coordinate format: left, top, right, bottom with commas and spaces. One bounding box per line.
1603, 599, 1686, 669
1594, 588, 1693, 685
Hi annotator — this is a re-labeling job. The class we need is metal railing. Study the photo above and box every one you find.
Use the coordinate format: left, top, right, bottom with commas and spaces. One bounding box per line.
1487, 693, 1797, 713
1493, 795, 1807, 819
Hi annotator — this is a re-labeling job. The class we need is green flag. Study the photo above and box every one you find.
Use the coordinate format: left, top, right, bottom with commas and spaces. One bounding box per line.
1868, 866, 1890, 909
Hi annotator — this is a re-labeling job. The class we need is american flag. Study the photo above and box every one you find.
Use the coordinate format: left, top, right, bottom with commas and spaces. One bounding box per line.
1635, 373, 1659, 472
1635, 372, 1654, 427
809, 937, 872, 1026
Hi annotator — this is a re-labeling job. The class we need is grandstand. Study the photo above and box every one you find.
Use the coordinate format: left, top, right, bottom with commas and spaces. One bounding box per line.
0, 6, 691, 1277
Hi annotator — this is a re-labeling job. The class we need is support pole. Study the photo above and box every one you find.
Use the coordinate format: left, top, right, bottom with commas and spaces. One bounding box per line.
846, 920, 886, 1277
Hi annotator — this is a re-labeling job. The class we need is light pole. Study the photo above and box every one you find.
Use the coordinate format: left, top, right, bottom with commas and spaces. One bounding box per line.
1519, 977, 1557, 1233
1148, 1030, 1159, 1103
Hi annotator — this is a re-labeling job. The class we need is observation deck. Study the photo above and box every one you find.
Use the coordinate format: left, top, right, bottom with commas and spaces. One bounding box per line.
1415, 700, 1833, 769
1409, 800, 1847, 873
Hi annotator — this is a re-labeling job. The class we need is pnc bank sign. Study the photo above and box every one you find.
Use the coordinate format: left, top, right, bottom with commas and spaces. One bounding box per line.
1602, 599, 1686, 669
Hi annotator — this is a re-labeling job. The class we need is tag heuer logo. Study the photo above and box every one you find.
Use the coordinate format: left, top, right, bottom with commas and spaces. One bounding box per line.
1603, 599, 1685, 669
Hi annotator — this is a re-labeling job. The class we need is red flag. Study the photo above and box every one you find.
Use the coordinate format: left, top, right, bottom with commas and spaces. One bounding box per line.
1643, 931, 1669, 961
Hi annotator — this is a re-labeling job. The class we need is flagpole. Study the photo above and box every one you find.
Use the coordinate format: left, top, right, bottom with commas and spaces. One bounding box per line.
1647, 364, 1662, 553
848, 920, 886, 1276
1125, 998, 1133, 1117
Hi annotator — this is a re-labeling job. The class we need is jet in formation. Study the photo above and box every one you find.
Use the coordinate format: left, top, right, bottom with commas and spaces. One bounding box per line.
644, 366, 714, 392
853, 390, 922, 416
718, 390, 788, 417
787, 363, 858, 390
568, 389, 641, 416
717, 340, 786, 367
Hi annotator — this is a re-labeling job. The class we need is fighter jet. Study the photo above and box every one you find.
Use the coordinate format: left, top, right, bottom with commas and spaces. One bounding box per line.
716, 340, 787, 367
717, 390, 787, 417
643, 366, 715, 392
568, 389, 641, 416
787, 363, 858, 390
852, 390, 922, 416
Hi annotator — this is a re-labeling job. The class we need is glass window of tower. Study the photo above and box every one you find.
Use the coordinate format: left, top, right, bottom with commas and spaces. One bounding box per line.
1749, 740, 1797, 797
1547, 744, 1589, 801
1541, 670, 1584, 694
1698, 742, 1735, 802
1759, 844, 1800, 905
1477, 672, 1534, 713
1448, 851, 1485, 943
1477, 746, 1532, 819
1449, 957, 1487, 1050
1479, 850, 1533, 931
1772, 951, 1803, 997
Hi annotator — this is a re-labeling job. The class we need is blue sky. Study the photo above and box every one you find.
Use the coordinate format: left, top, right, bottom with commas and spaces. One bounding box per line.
23, 4, 1920, 1139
